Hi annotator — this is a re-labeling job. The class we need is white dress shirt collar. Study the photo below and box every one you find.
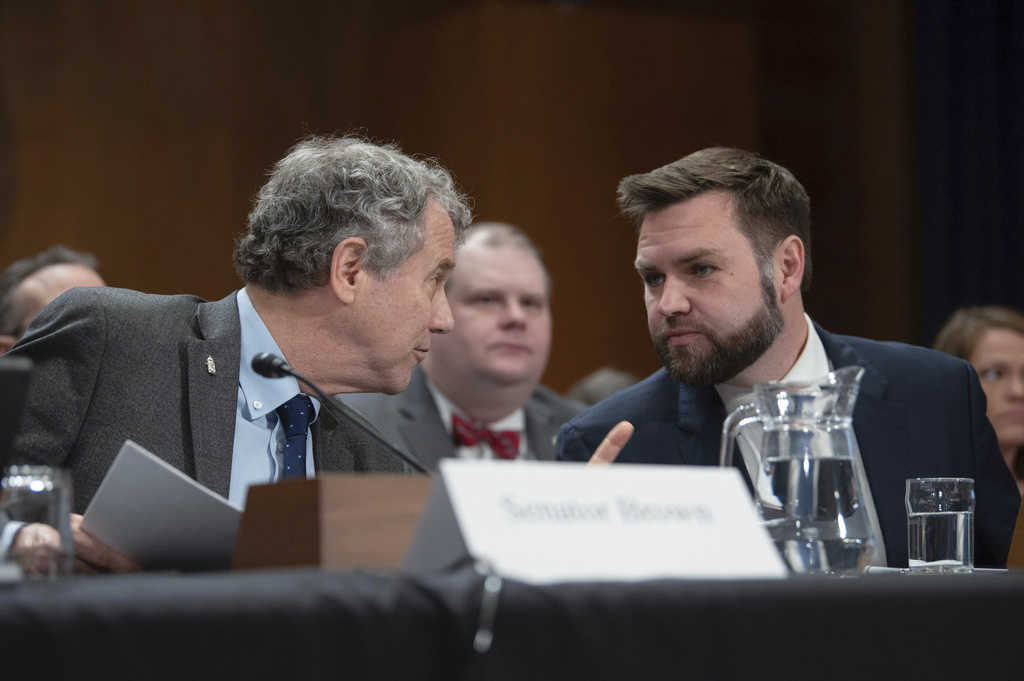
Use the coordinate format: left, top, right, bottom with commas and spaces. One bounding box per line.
423, 374, 526, 459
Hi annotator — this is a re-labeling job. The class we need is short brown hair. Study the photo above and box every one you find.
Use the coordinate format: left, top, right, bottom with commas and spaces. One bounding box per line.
933, 306, 1024, 360
617, 147, 812, 291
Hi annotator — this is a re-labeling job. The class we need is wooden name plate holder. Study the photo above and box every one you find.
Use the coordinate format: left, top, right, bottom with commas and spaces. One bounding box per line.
232, 474, 432, 571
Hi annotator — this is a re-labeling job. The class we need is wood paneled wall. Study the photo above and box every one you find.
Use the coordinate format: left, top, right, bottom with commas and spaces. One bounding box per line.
0, 0, 912, 392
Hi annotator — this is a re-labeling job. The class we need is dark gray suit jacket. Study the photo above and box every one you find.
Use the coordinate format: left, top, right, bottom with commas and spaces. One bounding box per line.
557, 323, 1022, 568
9, 287, 404, 513
339, 366, 582, 471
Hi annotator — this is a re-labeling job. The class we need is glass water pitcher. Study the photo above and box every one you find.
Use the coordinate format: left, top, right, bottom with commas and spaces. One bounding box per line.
719, 366, 877, 575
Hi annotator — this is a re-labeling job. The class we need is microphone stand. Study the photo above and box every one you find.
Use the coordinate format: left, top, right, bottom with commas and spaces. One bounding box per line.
252, 354, 430, 474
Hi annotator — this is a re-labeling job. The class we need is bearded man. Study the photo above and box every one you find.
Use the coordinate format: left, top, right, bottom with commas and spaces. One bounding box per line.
556, 147, 1020, 569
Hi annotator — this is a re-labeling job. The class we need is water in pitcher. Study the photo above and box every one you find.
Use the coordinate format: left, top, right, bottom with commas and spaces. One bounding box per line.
720, 366, 879, 575
760, 456, 875, 574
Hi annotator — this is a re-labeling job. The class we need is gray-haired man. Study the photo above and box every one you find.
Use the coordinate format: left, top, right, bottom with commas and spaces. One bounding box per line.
5, 135, 472, 573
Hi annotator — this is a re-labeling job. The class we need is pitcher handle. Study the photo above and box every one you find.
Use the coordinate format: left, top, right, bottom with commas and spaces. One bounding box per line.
719, 403, 759, 468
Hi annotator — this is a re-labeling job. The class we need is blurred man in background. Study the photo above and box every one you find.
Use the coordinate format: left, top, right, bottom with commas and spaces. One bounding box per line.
0, 245, 105, 353
342, 222, 581, 470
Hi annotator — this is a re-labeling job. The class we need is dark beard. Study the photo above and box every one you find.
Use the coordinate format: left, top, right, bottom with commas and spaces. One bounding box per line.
653, 279, 784, 386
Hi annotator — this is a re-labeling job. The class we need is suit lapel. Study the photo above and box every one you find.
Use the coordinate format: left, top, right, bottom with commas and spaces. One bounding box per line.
393, 368, 451, 471
816, 325, 910, 550
524, 397, 559, 461
312, 404, 407, 473
186, 293, 242, 499
311, 409, 353, 472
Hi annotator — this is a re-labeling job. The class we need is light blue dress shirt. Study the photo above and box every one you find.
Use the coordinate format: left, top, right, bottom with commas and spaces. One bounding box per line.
229, 288, 319, 508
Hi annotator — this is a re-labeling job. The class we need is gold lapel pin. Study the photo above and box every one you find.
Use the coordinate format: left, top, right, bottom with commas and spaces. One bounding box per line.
206, 355, 217, 375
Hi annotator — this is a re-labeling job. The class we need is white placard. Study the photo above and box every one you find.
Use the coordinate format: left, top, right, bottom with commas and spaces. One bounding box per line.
403, 459, 788, 583
81, 440, 242, 571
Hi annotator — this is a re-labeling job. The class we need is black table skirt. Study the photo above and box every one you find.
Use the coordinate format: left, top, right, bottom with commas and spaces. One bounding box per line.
3, 567, 1022, 680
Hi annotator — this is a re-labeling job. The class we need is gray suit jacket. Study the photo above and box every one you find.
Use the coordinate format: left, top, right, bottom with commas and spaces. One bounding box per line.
339, 366, 583, 471
9, 287, 404, 513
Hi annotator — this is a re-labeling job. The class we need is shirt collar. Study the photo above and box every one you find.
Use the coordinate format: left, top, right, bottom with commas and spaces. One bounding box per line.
236, 288, 320, 422
424, 375, 526, 434
716, 314, 831, 414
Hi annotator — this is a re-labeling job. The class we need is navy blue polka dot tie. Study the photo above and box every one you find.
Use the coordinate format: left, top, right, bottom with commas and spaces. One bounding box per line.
276, 394, 313, 480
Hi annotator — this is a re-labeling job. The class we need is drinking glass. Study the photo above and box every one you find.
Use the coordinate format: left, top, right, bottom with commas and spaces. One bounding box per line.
1, 465, 74, 577
905, 477, 974, 573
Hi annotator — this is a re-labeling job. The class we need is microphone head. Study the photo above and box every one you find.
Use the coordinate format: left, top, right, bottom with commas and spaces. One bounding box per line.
251, 353, 292, 379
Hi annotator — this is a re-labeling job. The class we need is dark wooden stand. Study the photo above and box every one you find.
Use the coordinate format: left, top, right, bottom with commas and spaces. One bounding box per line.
232, 474, 432, 570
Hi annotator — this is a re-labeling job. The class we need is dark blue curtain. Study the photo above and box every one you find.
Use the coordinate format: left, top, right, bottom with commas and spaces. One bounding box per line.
916, 0, 1024, 343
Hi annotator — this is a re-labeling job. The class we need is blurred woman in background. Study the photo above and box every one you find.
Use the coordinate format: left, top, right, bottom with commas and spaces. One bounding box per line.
935, 306, 1024, 496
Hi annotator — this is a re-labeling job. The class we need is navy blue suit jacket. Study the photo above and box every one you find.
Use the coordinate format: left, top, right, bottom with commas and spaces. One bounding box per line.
557, 324, 1021, 568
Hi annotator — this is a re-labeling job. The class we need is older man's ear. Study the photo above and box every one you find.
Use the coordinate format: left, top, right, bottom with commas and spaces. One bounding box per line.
330, 237, 369, 303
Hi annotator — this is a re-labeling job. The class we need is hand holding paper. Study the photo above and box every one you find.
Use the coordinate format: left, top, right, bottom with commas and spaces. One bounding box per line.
11, 516, 140, 574
69, 514, 142, 573
81, 441, 242, 572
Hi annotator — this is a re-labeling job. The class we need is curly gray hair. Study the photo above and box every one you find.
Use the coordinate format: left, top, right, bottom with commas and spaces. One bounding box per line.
234, 135, 472, 291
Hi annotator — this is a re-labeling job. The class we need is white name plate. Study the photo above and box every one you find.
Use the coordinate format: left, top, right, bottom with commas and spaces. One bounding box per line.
403, 460, 788, 583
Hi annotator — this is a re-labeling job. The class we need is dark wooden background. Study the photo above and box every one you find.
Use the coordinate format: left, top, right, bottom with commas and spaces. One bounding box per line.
0, 0, 917, 392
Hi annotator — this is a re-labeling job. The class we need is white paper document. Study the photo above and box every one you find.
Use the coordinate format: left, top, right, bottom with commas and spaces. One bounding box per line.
81, 440, 242, 571
404, 459, 789, 583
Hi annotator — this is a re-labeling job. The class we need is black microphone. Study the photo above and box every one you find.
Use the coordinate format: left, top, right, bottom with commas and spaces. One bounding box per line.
251, 352, 292, 379
251, 352, 429, 474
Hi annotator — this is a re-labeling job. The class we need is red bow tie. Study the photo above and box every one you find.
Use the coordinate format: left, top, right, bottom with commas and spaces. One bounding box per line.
452, 414, 521, 460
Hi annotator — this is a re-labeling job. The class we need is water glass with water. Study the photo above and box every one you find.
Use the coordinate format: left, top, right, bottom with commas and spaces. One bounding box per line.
905, 477, 974, 573
1, 465, 75, 578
